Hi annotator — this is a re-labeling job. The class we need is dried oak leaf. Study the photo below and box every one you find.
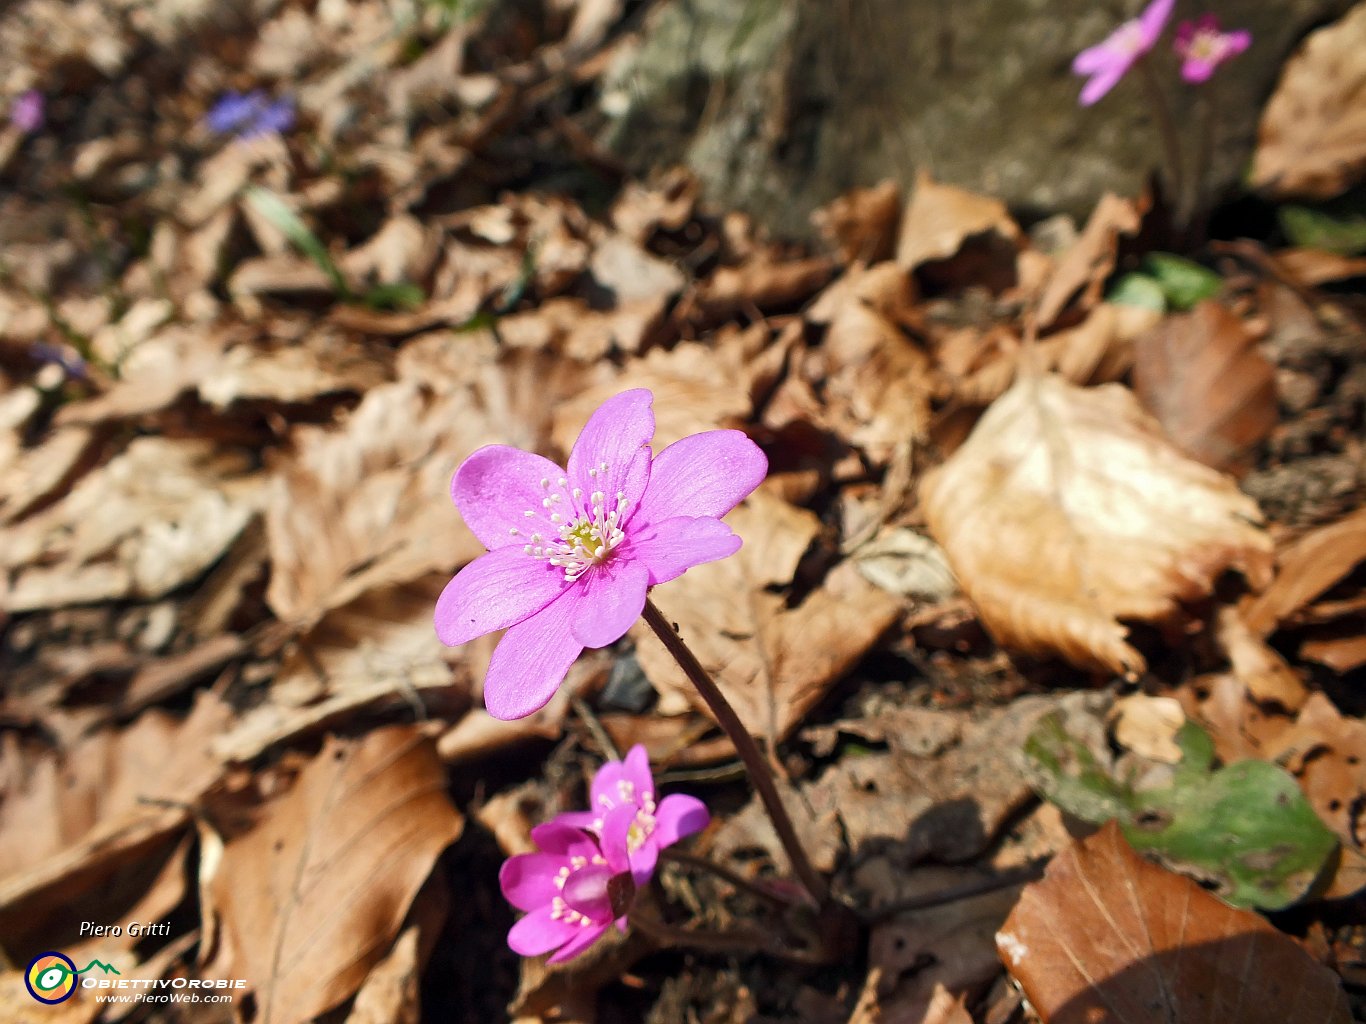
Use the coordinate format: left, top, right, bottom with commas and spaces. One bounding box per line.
204, 726, 462, 1024
1, 437, 263, 612
921, 372, 1273, 676
1251, 4, 1366, 199
1133, 301, 1278, 474
996, 821, 1352, 1024
635, 490, 900, 742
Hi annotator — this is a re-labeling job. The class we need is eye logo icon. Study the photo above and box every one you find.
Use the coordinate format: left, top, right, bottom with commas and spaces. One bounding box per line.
26, 952, 78, 1004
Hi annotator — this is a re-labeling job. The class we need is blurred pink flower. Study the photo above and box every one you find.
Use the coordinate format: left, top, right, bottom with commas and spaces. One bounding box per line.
10, 90, 43, 134
1174, 15, 1251, 83
499, 819, 632, 963
1072, 0, 1175, 106
435, 388, 767, 720
559, 745, 710, 887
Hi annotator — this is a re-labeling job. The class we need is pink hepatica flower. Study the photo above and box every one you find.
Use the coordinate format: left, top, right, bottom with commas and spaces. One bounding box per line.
499, 820, 634, 963
1175, 15, 1251, 83
435, 389, 767, 720
1072, 0, 1174, 106
560, 745, 710, 887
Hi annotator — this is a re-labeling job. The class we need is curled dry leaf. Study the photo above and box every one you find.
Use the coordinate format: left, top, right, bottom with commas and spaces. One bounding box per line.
1109, 694, 1186, 764
1214, 605, 1308, 709
811, 178, 901, 264
1034, 193, 1141, 329
1133, 301, 1278, 474
896, 172, 1020, 272
921, 373, 1274, 676
1251, 3, 1366, 199
204, 726, 462, 1024
997, 821, 1352, 1024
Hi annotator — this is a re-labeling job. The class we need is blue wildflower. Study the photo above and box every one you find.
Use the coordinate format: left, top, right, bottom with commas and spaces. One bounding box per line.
206, 90, 294, 140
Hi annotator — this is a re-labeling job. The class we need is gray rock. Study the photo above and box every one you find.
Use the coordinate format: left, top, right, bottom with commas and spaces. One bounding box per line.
597, 0, 1356, 237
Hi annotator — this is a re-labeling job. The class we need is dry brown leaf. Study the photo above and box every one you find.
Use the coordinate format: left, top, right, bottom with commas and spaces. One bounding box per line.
1214, 605, 1309, 709
808, 262, 933, 460
1, 437, 263, 612
996, 821, 1352, 1024
636, 490, 899, 742
0, 692, 232, 953
1301, 632, 1366, 671
1242, 506, 1366, 636
811, 179, 902, 264
1269, 693, 1366, 899
205, 727, 462, 1024
921, 372, 1274, 676
0, 424, 96, 525
588, 233, 686, 304
896, 172, 1020, 272
264, 378, 486, 628
551, 338, 757, 453
1273, 247, 1366, 286
1251, 4, 1366, 198
869, 867, 1018, 1024
685, 256, 835, 320
1133, 301, 1278, 473
198, 334, 390, 410
1034, 193, 1140, 328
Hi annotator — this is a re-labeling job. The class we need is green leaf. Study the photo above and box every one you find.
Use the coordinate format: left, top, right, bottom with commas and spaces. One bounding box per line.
1024, 712, 1337, 909
1279, 203, 1366, 255
1107, 272, 1167, 312
363, 281, 426, 312
243, 186, 352, 300
1144, 253, 1222, 311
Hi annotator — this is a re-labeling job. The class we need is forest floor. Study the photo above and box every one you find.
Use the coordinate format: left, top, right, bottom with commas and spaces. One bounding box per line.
1, 1, 1364, 1023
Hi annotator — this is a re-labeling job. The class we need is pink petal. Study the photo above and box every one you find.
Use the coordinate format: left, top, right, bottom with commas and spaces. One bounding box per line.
566, 390, 655, 519
567, 558, 649, 649
484, 590, 585, 719
653, 793, 710, 848
546, 922, 612, 963
561, 863, 615, 922
454, 445, 568, 551
600, 802, 645, 879
626, 516, 741, 585
435, 547, 569, 646
1225, 29, 1251, 55
1181, 57, 1215, 83
1138, 0, 1174, 43
500, 853, 568, 912
530, 819, 600, 857
552, 810, 599, 831
1079, 64, 1127, 106
1072, 41, 1118, 75
634, 430, 767, 525
508, 907, 581, 957
590, 745, 655, 813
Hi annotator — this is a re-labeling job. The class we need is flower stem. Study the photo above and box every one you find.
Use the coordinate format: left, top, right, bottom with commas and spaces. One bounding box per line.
660, 848, 798, 910
641, 598, 829, 907
1134, 54, 1187, 229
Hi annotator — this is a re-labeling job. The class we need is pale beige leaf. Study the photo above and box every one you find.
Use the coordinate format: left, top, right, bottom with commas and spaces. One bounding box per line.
206, 727, 462, 1024
1252, 4, 1366, 198
1109, 694, 1186, 763
997, 821, 1352, 1024
921, 373, 1273, 676
1, 438, 262, 611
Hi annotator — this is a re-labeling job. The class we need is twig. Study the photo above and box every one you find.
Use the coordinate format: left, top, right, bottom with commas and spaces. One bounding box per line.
660, 848, 798, 911
863, 859, 1048, 925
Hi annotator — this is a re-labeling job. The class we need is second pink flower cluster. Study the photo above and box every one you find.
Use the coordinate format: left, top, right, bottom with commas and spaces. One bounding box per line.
499, 746, 710, 962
